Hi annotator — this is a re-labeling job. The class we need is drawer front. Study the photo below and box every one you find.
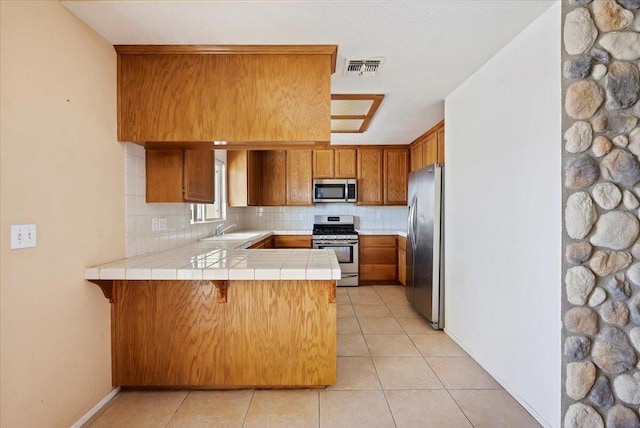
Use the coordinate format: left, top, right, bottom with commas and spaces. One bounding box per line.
360, 247, 397, 265
359, 235, 397, 248
274, 235, 312, 249
360, 265, 397, 281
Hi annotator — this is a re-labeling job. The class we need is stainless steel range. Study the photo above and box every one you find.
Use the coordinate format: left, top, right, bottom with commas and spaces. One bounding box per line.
312, 215, 359, 287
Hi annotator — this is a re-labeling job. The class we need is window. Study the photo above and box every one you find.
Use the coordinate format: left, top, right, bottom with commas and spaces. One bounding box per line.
191, 159, 226, 223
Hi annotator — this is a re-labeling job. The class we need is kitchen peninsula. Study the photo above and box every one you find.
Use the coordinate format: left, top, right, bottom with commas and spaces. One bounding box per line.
85, 231, 339, 389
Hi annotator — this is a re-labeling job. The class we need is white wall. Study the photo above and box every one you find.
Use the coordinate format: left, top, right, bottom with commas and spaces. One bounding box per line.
444, 3, 560, 427
1, 2, 123, 425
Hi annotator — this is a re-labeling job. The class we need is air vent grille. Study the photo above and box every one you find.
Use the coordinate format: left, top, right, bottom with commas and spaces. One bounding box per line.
343, 57, 385, 77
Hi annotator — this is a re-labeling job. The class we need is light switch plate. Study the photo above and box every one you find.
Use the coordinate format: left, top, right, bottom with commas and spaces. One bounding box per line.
151, 217, 159, 232
11, 224, 36, 249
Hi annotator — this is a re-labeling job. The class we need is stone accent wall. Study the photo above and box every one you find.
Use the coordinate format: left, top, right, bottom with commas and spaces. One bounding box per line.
562, 1, 640, 426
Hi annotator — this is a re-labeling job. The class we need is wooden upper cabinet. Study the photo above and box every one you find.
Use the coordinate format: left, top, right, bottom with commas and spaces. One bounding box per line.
383, 149, 408, 205
409, 121, 445, 172
247, 151, 262, 206
423, 132, 437, 166
228, 149, 313, 206
286, 151, 313, 206
334, 149, 357, 178
146, 148, 215, 203
437, 127, 445, 164
313, 150, 334, 178
183, 149, 216, 202
410, 142, 423, 172
357, 149, 383, 205
261, 151, 287, 206
313, 148, 356, 178
116, 46, 336, 143
227, 150, 261, 207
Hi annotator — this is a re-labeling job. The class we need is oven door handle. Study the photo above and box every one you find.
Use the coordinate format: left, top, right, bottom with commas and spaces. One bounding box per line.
341, 273, 359, 278
314, 241, 359, 245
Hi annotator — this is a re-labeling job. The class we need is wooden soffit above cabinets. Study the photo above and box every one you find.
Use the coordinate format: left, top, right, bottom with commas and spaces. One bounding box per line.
116, 45, 337, 147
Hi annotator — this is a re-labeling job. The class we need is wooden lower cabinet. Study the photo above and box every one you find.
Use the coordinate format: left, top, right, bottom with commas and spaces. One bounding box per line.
249, 236, 274, 249
274, 235, 312, 249
112, 279, 336, 387
397, 236, 407, 286
359, 235, 398, 284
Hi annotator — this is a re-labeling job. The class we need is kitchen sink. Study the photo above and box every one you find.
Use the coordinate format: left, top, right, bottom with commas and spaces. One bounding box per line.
201, 232, 264, 242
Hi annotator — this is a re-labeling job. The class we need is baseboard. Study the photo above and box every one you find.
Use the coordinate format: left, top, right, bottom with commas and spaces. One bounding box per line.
444, 329, 556, 428
71, 386, 121, 428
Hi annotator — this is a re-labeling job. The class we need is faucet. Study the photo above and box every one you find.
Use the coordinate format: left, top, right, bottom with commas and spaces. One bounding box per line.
215, 223, 237, 236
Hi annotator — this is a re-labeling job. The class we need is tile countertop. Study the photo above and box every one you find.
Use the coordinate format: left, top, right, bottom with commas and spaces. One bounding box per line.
357, 230, 407, 237
85, 231, 340, 281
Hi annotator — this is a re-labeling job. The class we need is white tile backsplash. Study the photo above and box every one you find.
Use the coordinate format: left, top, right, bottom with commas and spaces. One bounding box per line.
125, 143, 407, 257
124, 143, 245, 257
242, 204, 408, 232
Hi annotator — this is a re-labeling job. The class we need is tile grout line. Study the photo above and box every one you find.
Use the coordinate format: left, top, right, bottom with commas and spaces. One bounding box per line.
317, 389, 321, 428
376, 286, 476, 427
444, 389, 477, 428
240, 389, 255, 428
85, 391, 123, 428
372, 285, 407, 427
163, 390, 190, 428
364, 292, 398, 425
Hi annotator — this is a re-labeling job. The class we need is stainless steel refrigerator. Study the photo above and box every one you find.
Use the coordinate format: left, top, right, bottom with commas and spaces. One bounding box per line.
406, 164, 444, 330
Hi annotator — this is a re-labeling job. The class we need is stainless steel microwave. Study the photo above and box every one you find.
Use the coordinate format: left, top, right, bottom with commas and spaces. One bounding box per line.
313, 179, 357, 203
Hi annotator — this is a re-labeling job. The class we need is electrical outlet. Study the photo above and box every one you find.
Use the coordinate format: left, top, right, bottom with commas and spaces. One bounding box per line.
151, 217, 159, 232
158, 217, 167, 231
376, 212, 382, 220
11, 224, 37, 249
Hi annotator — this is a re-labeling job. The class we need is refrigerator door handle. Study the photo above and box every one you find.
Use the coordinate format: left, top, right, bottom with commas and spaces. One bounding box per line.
408, 195, 418, 249
407, 200, 413, 244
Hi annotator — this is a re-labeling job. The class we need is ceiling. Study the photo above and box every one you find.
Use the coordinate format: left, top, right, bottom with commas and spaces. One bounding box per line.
61, 0, 556, 146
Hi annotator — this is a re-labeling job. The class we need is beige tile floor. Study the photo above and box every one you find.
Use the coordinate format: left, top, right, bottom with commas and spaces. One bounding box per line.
85, 285, 541, 428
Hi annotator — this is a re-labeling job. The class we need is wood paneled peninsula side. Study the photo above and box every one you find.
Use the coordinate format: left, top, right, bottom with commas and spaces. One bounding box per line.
85, 232, 338, 389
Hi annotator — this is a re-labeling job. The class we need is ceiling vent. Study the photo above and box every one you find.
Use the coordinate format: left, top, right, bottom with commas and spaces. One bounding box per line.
343, 57, 385, 77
